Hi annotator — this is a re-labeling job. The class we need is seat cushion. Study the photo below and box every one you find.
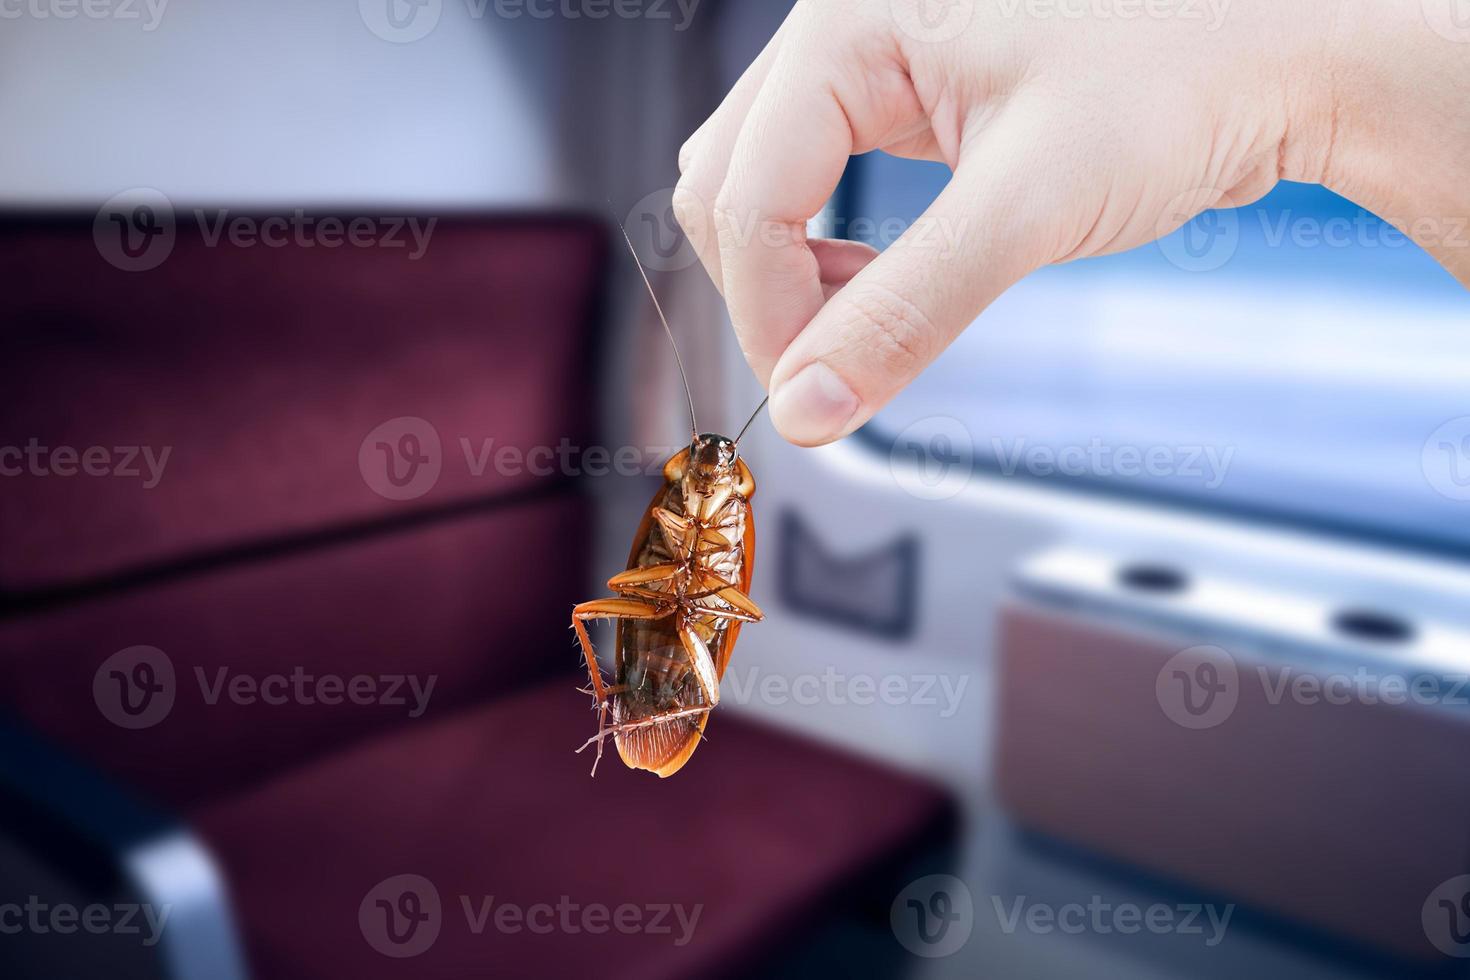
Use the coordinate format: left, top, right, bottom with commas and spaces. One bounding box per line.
192, 678, 955, 980
0, 494, 588, 809
0, 214, 605, 596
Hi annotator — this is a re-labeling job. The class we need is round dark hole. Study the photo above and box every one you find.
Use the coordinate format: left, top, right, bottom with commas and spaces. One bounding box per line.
1332, 609, 1415, 644
1117, 563, 1189, 595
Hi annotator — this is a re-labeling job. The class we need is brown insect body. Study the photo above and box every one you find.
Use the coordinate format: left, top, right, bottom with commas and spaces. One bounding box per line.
573, 216, 767, 777
573, 433, 763, 777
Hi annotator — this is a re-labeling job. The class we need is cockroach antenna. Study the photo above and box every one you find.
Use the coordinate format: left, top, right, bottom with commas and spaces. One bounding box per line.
734, 395, 768, 446
611, 208, 698, 439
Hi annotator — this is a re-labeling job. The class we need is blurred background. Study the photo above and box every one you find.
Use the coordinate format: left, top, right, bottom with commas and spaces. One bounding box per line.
2, 2, 1469, 979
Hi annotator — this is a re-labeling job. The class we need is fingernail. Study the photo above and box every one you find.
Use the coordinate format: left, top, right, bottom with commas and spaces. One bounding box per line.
770, 362, 860, 446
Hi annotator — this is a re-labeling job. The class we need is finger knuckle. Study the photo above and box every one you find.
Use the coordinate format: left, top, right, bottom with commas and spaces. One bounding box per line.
844, 283, 936, 370
710, 185, 737, 224
677, 134, 699, 175
671, 179, 708, 234
710, 197, 745, 250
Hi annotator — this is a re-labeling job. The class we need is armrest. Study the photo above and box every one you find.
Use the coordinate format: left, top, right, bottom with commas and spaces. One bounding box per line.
0, 718, 248, 980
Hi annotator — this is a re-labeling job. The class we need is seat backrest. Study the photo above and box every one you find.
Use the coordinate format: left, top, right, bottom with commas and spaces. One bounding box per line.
0, 212, 606, 808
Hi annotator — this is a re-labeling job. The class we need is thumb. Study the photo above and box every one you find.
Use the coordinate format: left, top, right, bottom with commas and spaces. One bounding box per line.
768, 112, 1076, 446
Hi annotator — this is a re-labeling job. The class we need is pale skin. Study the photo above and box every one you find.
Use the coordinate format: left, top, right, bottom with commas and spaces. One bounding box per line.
674, 0, 1470, 447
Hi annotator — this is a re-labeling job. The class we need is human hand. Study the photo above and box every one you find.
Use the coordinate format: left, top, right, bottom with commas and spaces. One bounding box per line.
675, 0, 1470, 446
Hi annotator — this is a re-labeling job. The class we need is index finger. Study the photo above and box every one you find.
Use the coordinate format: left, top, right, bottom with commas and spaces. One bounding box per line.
714, 22, 855, 386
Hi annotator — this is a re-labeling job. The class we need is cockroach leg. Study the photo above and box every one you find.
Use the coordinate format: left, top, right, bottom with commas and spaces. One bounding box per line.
692, 567, 737, 590
606, 562, 682, 591
684, 570, 764, 619
571, 598, 671, 706
570, 597, 673, 775
577, 682, 630, 698
710, 585, 764, 621
681, 568, 738, 602
687, 603, 760, 624
618, 586, 682, 603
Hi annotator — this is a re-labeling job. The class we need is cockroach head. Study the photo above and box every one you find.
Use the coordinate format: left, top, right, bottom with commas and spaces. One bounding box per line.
690, 432, 737, 477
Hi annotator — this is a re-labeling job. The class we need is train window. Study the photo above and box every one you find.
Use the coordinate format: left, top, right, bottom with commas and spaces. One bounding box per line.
845, 152, 1470, 557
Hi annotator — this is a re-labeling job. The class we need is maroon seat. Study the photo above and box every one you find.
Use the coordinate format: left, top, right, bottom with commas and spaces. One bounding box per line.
0, 497, 588, 808
0, 214, 603, 596
0, 213, 608, 806
0, 212, 955, 979
193, 679, 954, 980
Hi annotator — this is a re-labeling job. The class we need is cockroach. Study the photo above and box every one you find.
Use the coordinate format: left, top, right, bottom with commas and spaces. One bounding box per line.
571, 221, 768, 778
